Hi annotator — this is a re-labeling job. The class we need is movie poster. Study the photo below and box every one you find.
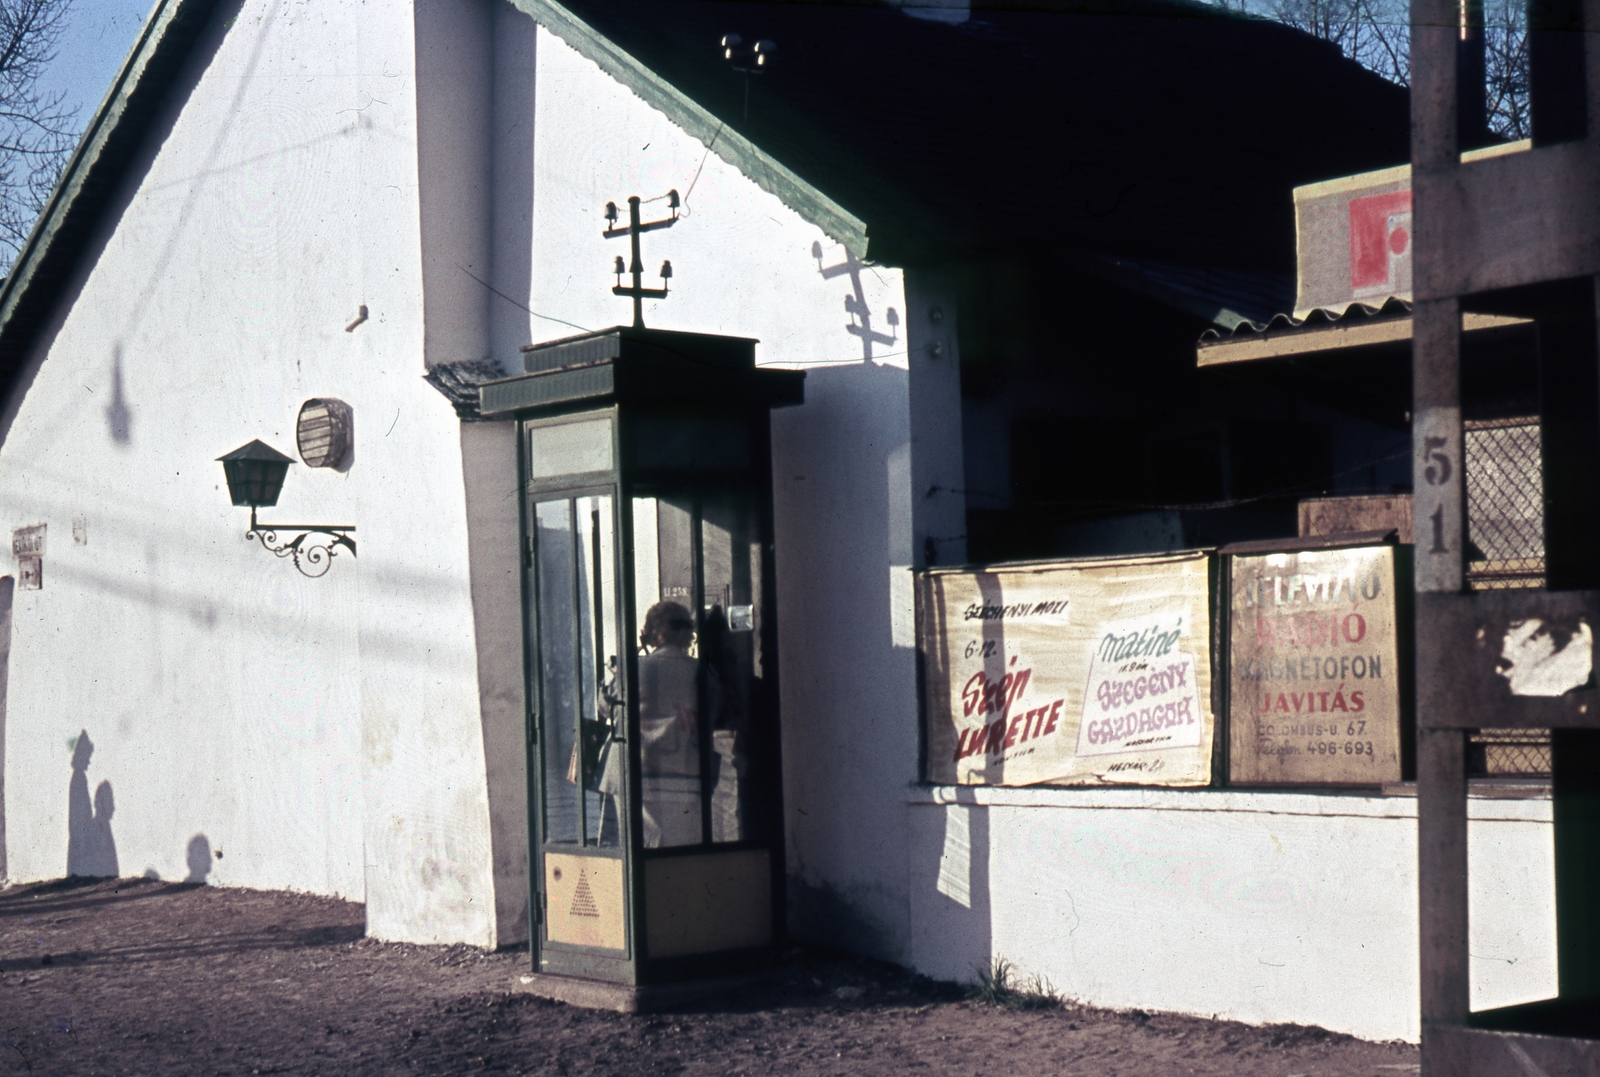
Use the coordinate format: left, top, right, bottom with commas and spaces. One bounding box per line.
920, 552, 1214, 787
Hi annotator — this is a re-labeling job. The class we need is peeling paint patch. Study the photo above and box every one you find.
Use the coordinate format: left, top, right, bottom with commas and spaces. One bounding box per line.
1496, 618, 1592, 697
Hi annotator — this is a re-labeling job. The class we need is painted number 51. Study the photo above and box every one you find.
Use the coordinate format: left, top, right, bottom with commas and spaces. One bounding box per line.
1422, 436, 1454, 554
1423, 436, 1452, 486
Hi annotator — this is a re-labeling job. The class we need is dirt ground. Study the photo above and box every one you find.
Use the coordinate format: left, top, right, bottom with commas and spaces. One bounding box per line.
0, 876, 1420, 1077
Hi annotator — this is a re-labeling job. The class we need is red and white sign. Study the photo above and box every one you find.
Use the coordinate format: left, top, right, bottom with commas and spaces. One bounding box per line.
1292, 142, 1527, 318
1292, 164, 1411, 317
1348, 190, 1411, 298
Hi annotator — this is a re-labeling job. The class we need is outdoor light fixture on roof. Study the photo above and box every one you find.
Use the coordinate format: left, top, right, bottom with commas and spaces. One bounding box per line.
720, 33, 775, 72
217, 438, 355, 578
720, 34, 775, 120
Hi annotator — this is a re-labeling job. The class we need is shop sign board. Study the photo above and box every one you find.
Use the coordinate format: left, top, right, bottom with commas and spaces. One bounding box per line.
1227, 543, 1402, 785
919, 551, 1214, 787
12, 524, 43, 591
1291, 143, 1528, 318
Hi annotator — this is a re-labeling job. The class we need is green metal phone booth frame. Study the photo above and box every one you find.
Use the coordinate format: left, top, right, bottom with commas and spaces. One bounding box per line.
479, 326, 803, 988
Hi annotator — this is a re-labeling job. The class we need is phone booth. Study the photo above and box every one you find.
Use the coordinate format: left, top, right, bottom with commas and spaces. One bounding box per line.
478, 326, 802, 998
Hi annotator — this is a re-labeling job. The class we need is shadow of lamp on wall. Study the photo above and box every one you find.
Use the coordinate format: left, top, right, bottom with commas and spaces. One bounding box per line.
217, 432, 355, 579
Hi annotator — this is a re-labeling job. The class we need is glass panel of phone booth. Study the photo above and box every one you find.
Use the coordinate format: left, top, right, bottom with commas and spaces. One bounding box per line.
535, 499, 580, 846
633, 495, 705, 848
701, 492, 762, 845
534, 495, 621, 849
578, 496, 622, 848
528, 417, 613, 479
632, 491, 764, 850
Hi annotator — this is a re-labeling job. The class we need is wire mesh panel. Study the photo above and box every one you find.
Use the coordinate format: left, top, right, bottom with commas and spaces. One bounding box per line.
1465, 418, 1546, 590
1468, 729, 1553, 776
1464, 417, 1551, 777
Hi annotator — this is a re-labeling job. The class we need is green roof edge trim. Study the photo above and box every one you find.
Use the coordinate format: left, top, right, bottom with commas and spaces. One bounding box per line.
0, 0, 192, 336
510, 0, 872, 258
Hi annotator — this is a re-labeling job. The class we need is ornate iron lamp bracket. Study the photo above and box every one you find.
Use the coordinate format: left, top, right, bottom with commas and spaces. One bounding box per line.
246, 507, 356, 578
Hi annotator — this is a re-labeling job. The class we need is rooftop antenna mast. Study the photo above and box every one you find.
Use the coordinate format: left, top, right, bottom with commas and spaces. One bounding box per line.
603, 192, 678, 328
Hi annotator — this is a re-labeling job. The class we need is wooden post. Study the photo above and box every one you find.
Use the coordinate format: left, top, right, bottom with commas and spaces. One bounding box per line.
1414, 296, 1470, 1040
1412, 0, 1471, 1054
1457, 0, 1489, 151
1585, 0, 1600, 136
1542, 278, 1600, 1002
1416, 0, 1600, 1061
1530, 0, 1589, 145
1412, 0, 1460, 174
1538, 280, 1600, 592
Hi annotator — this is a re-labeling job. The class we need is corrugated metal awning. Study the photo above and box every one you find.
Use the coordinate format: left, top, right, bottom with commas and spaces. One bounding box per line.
1195, 300, 1532, 367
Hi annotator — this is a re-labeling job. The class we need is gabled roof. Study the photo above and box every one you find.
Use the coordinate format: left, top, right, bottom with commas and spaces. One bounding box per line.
0, 0, 1410, 404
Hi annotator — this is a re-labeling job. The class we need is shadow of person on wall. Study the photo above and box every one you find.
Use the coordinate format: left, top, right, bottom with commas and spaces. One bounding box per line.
66, 731, 119, 878
185, 834, 213, 884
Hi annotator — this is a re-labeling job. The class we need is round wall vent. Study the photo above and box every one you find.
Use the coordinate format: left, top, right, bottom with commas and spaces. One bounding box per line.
296, 398, 353, 469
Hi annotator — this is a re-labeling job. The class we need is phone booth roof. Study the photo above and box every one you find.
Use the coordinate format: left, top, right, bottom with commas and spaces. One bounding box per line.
478, 326, 804, 419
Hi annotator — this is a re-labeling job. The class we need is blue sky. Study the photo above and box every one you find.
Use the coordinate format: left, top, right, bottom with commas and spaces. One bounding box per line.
39, 0, 153, 124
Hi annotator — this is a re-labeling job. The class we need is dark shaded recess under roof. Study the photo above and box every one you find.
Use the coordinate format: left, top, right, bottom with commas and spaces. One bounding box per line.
556, 0, 1410, 272
1196, 301, 1540, 429
960, 264, 1333, 560
1090, 255, 1294, 327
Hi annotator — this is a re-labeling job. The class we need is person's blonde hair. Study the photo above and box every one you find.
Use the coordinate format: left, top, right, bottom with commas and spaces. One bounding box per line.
641, 600, 694, 649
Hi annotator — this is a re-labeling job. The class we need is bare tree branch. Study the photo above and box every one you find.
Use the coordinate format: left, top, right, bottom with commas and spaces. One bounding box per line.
1261, 0, 1409, 84
1483, 0, 1530, 139
0, 0, 79, 273
1232, 0, 1528, 141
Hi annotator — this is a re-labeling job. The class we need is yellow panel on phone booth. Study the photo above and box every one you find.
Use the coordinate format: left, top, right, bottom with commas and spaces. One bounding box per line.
544, 853, 626, 951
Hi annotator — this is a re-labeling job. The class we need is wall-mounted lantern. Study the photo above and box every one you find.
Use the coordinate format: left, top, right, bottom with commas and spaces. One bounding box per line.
217, 439, 355, 578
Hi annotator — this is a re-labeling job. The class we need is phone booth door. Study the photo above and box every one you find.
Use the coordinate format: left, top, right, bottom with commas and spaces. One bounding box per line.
529, 485, 633, 980
627, 483, 775, 978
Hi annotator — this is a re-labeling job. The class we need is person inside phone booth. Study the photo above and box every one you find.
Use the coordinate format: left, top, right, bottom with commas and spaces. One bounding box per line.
636, 600, 705, 846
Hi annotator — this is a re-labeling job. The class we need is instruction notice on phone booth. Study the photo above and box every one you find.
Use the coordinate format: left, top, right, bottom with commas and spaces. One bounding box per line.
1227, 543, 1403, 785
919, 551, 1214, 787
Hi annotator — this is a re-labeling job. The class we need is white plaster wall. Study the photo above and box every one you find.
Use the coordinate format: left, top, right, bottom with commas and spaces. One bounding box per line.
0, 0, 500, 946
526, 29, 904, 367
526, 27, 927, 960
908, 787, 1557, 1043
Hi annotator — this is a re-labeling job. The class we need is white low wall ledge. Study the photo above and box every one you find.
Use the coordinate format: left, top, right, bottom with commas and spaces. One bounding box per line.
905, 782, 1552, 823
